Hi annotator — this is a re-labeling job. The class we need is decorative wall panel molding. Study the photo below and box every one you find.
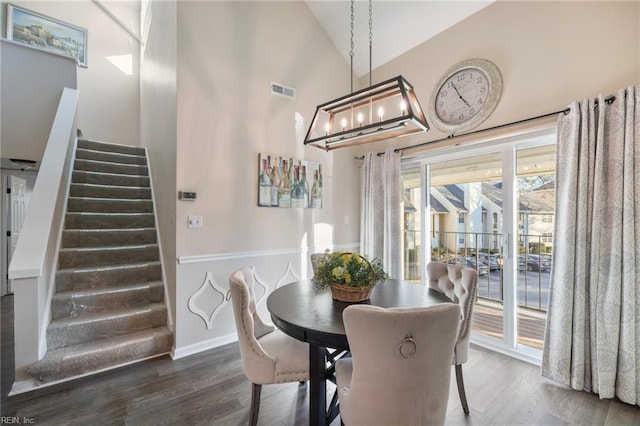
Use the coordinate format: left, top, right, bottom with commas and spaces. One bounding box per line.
187, 272, 230, 330
250, 266, 271, 308
275, 262, 300, 289
180, 243, 360, 338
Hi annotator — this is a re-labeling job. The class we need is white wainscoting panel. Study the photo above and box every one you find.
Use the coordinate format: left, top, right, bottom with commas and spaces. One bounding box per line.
173, 244, 358, 358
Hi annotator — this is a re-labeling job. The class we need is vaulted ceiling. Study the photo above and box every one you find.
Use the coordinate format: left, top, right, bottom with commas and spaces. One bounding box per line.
305, 1, 494, 77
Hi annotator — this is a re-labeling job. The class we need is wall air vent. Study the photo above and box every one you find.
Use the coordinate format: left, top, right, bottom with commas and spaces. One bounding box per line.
271, 82, 296, 99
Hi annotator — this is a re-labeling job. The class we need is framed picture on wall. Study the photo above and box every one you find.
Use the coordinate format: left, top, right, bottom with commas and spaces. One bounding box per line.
259, 154, 323, 209
6, 3, 88, 67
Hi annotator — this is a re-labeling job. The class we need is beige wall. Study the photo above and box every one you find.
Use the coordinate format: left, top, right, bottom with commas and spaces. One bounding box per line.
172, 1, 359, 351
1, 40, 77, 161
175, 0, 357, 257
3, 1, 141, 145
359, 0, 640, 152
140, 0, 178, 333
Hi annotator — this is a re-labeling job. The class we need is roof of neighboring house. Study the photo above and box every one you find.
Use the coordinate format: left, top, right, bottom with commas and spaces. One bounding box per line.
429, 195, 449, 213
435, 185, 466, 211
519, 189, 555, 212
431, 182, 555, 215
482, 182, 555, 213
481, 182, 503, 208
404, 195, 417, 213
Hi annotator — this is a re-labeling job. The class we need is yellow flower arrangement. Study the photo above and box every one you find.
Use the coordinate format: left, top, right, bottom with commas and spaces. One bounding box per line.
313, 251, 389, 290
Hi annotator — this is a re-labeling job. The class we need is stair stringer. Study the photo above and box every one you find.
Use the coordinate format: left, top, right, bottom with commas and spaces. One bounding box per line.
143, 146, 174, 334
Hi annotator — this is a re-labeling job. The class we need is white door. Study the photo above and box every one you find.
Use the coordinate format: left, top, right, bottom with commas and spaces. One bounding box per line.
7, 175, 28, 294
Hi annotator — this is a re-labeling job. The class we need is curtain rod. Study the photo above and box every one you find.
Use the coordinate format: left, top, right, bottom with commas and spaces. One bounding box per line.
354, 95, 616, 159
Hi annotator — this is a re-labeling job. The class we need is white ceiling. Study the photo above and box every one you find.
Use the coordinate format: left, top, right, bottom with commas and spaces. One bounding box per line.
305, 1, 494, 77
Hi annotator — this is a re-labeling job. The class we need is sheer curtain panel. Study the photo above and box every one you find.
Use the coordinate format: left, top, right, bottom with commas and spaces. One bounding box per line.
542, 85, 639, 405
360, 148, 401, 278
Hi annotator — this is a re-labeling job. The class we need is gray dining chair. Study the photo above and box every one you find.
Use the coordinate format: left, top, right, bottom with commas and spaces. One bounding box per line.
229, 267, 309, 426
335, 303, 461, 426
310, 252, 324, 275
427, 261, 479, 415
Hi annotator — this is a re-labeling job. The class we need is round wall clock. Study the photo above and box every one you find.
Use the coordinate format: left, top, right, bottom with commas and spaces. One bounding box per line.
428, 58, 503, 134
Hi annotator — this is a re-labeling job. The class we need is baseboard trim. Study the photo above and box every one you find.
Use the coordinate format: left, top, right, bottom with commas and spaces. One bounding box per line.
8, 351, 171, 396
171, 332, 238, 359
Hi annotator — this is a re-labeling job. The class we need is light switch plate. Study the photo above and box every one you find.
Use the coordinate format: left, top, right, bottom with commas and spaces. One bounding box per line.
188, 215, 203, 228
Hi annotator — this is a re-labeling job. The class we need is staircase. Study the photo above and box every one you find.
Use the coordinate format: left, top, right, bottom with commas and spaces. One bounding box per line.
26, 139, 172, 384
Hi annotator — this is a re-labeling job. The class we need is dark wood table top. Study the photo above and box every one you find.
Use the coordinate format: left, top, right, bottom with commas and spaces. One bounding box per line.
267, 279, 453, 350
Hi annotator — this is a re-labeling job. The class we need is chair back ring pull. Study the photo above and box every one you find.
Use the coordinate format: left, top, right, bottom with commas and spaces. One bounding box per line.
399, 334, 417, 358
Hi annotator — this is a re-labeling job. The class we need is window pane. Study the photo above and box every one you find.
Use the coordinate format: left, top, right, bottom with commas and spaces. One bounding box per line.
516, 144, 555, 350
430, 153, 504, 342
401, 166, 421, 282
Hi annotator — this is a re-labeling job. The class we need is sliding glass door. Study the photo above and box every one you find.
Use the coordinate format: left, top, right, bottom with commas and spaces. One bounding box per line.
401, 130, 556, 360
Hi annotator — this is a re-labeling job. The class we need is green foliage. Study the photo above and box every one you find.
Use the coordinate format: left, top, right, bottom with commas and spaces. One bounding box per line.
313, 251, 389, 290
529, 242, 547, 254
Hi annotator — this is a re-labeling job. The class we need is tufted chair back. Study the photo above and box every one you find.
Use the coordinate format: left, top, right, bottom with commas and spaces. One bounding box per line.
229, 268, 309, 425
427, 261, 478, 415
427, 262, 478, 364
229, 268, 277, 384
336, 304, 461, 426
310, 253, 325, 275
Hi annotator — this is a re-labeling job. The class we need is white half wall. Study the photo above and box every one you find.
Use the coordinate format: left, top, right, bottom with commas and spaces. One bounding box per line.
173, 243, 358, 357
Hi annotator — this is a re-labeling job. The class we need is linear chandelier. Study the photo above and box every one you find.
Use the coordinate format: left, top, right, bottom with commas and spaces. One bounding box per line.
304, 1, 429, 151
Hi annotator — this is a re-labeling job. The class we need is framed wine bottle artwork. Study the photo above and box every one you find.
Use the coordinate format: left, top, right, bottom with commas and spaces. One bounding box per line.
258, 153, 322, 209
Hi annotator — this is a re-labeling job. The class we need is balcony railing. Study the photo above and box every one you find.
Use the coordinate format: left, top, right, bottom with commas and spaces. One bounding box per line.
403, 230, 552, 312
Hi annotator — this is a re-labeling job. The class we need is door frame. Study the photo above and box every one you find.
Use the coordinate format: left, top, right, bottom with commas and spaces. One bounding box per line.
403, 126, 556, 364
1, 169, 38, 296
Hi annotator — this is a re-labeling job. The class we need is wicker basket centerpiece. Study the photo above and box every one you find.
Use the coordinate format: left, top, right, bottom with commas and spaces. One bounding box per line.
312, 251, 388, 302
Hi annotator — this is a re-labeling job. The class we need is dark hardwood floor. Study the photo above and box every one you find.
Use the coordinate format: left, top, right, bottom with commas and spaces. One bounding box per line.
1, 295, 638, 425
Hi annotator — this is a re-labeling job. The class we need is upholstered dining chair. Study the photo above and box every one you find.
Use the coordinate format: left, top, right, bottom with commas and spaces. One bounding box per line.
229, 267, 309, 426
310, 252, 324, 275
427, 261, 479, 415
335, 303, 461, 426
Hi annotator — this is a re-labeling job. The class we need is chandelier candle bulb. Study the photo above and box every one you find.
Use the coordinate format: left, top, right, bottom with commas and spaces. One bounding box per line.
302, 0, 428, 150
304, 77, 429, 150
324, 122, 331, 135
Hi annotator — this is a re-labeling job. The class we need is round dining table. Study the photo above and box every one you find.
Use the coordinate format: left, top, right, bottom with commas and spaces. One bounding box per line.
266, 279, 452, 426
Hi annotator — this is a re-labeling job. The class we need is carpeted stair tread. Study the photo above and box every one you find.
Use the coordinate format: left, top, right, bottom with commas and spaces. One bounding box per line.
75, 148, 148, 165
74, 159, 148, 176
27, 326, 172, 384
78, 139, 146, 156
65, 212, 155, 229
47, 303, 168, 350
58, 244, 159, 269
67, 197, 153, 213
52, 281, 165, 320
27, 140, 172, 386
62, 228, 157, 248
70, 183, 152, 199
56, 261, 162, 291
72, 170, 150, 187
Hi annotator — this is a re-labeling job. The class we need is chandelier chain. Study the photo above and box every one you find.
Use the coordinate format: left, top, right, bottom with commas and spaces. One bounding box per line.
369, 0, 373, 86
369, 0, 372, 46
350, 0, 355, 92
349, 0, 355, 58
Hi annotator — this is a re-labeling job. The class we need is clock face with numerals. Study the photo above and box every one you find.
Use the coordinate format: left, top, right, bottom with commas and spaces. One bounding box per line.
429, 58, 502, 134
